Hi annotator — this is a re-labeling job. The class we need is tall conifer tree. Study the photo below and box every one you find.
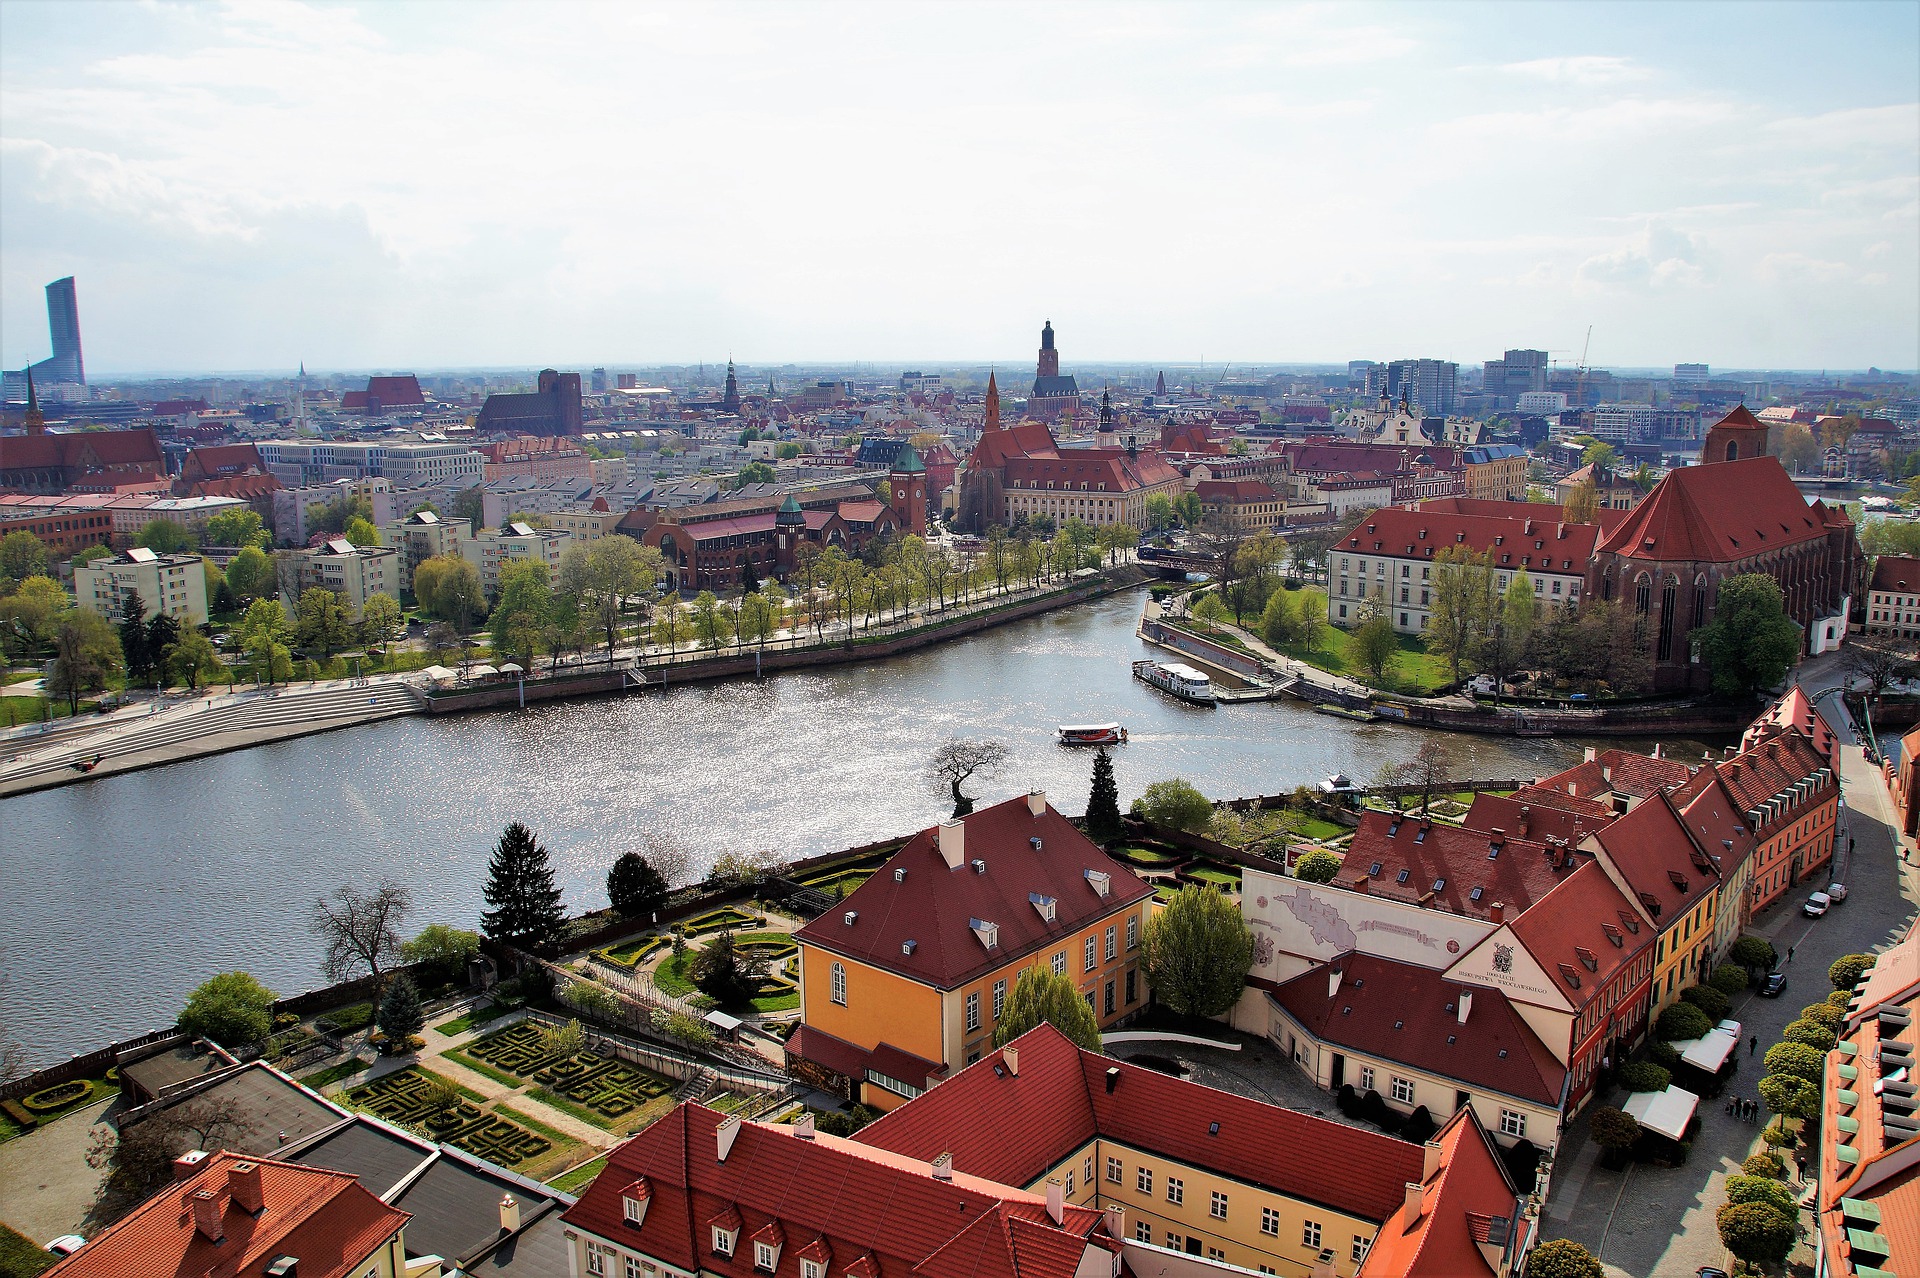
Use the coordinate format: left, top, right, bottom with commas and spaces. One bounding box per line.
1086, 747, 1123, 844
481, 821, 565, 949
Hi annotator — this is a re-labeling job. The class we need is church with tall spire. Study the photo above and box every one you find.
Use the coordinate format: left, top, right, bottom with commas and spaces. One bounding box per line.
720, 359, 742, 414
1027, 320, 1080, 422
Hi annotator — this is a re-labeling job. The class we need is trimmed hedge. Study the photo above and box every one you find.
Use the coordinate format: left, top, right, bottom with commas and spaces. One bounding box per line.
21, 1080, 88, 1113
681, 908, 762, 938
462, 1022, 672, 1124
1619, 1062, 1672, 1093
346, 1069, 553, 1166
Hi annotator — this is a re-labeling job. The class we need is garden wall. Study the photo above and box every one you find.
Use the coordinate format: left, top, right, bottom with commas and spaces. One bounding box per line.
1137, 617, 1268, 680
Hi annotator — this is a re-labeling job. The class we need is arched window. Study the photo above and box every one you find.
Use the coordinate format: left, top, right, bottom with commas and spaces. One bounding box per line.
830, 962, 847, 1006
1693, 574, 1707, 628
1634, 573, 1651, 615
1725, 440, 1739, 462
1657, 576, 1678, 662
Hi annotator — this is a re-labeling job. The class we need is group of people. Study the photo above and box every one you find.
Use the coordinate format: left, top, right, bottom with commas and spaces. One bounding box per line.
1725, 1095, 1762, 1123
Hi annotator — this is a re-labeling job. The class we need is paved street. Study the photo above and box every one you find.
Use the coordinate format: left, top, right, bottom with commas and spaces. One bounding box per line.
1542, 664, 1919, 1277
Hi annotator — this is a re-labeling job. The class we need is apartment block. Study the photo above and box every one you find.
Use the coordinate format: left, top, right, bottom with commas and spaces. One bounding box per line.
73, 547, 208, 625
459, 521, 570, 594
280, 537, 401, 615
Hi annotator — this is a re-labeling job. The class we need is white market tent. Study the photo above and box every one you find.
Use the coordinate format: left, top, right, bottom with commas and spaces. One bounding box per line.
420, 665, 455, 680
468, 664, 499, 678
499, 663, 524, 674
1677, 1029, 1740, 1074
1624, 1085, 1700, 1141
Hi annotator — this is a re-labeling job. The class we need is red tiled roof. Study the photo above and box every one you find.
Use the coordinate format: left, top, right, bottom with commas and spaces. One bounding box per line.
1504, 862, 1655, 1010
365, 375, 425, 406
1715, 725, 1833, 833
1460, 793, 1613, 848
794, 796, 1153, 990
1339, 505, 1598, 575
836, 500, 887, 525
182, 443, 266, 478
1282, 441, 1463, 474
859, 1024, 1427, 1225
970, 422, 1060, 471
560, 1102, 1106, 1278
48, 1150, 407, 1278
1586, 791, 1720, 925
1592, 749, 1697, 799
1267, 953, 1566, 1104
1357, 1109, 1524, 1278
665, 513, 777, 542
0, 428, 165, 472
1871, 555, 1920, 595
1004, 447, 1181, 494
1338, 811, 1571, 921
1593, 454, 1839, 562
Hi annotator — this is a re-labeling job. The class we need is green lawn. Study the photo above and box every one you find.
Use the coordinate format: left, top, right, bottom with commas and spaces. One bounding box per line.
0, 695, 104, 728
436, 1003, 509, 1037
442, 1050, 525, 1089
0, 1221, 55, 1277
1266, 595, 1452, 695
297, 1058, 372, 1091
548, 1154, 607, 1195
653, 951, 696, 997
1290, 816, 1348, 842
1113, 845, 1181, 866
1185, 866, 1242, 888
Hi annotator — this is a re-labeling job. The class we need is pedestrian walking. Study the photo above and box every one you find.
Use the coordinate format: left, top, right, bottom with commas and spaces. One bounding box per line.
1788, 945, 1796, 963
1750, 1034, 1759, 1056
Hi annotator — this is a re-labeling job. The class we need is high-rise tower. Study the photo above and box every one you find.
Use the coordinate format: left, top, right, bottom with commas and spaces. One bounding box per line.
40, 277, 84, 386
1028, 320, 1080, 423
1037, 321, 1059, 378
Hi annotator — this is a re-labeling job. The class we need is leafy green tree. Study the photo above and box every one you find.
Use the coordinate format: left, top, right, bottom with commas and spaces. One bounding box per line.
489, 560, 553, 667
1724, 1174, 1795, 1216
1762, 1040, 1825, 1084
1731, 935, 1778, 973
1131, 778, 1214, 833
119, 590, 155, 684
664, 1011, 714, 1049
481, 821, 566, 950
1654, 1002, 1711, 1042
358, 592, 403, 658
736, 461, 777, 487
1680, 983, 1730, 1021
1295, 850, 1342, 883
1588, 1105, 1640, 1155
375, 974, 424, 1052
342, 516, 380, 548
1084, 747, 1123, 844
294, 587, 352, 657
1142, 885, 1256, 1017
1693, 573, 1803, 696
400, 924, 481, 980
224, 545, 277, 602
689, 590, 734, 649
204, 508, 270, 550
1143, 493, 1178, 533
238, 597, 294, 684
991, 966, 1102, 1051
1709, 963, 1752, 995
1353, 613, 1397, 683
1581, 439, 1618, 470
178, 971, 276, 1047
164, 631, 223, 691
1617, 1062, 1671, 1092
1427, 545, 1495, 684
775, 441, 802, 460
1260, 585, 1297, 647
1192, 591, 1229, 632
1526, 1239, 1604, 1278
1715, 1201, 1795, 1267
1797, 1001, 1843, 1032
558, 536, 661, 655
1830, 952, 1876, 992
48, 611, 121, 713
607, 852, 670, 918
690, 930, 768, 1006
1782, 1018, 1837, 1051
0, 574, 69, 659
0, 530, 48, 587
413, 553, 484, 629
1759, 1072, 1820, 1134
133, 519, 197, 553
305, 493, 373, 538
736, 587, 781, 651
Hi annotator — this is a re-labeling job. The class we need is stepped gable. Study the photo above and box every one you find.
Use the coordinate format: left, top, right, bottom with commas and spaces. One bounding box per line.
859, 1023, 1428, 1226
794, 794, 1153, 990
1268, 952, 1567, 1106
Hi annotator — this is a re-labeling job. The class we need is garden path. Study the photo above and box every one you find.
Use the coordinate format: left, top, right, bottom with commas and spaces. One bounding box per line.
0, 1094, 119, 1244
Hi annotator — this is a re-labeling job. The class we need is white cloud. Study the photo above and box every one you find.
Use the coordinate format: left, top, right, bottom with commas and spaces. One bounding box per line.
1498, 55, 1649, 84
1576, 223, 1709, 291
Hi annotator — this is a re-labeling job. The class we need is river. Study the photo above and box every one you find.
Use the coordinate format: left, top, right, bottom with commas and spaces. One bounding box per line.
0, 589, 1723, 1065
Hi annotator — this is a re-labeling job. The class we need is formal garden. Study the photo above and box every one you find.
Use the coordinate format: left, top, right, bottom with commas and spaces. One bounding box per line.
444, 1020, 677, 1135
0, 1069, 120, 1142
651, 929, 800, 1015
344, 1066, 583, 1178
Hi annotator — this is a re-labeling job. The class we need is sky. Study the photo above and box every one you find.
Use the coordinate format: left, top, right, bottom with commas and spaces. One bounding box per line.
1, 0, 1916, 376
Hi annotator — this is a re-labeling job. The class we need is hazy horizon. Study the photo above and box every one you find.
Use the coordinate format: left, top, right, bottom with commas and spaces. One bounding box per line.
4, 1, 1917, 376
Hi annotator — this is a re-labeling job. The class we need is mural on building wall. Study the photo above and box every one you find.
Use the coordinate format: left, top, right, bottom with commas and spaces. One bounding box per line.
1243, 870, 1493, 976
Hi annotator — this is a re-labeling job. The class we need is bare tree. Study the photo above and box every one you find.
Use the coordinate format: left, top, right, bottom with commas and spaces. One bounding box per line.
927, 738, 1011, 817
90, 1095, 255, 1200
1384, 739, 1458, 816
311, 880, 414, 1005
1845, 638, 1915, 703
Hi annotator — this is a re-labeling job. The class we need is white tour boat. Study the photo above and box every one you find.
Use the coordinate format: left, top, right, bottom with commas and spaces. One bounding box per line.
1132, 660, 1216, 705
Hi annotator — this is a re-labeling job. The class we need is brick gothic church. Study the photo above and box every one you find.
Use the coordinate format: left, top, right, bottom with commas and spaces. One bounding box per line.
1585, 406, 1863, 692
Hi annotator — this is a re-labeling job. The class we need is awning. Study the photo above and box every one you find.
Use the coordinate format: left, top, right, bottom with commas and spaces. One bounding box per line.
468, 664, 499, 677
420, 665, 455, 680
1623, 1085, 1699, 1141
1678, 1029, 1739, 1073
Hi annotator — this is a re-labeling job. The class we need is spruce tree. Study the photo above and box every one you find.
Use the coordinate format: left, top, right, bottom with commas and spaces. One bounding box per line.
375, 973, 424, 1051
481, 821, 566, 949
1086, 747, 1123, 844
119, 590, 152, 683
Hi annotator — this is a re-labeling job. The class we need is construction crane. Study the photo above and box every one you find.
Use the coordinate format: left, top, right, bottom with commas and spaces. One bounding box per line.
1574, 326, 1593, 408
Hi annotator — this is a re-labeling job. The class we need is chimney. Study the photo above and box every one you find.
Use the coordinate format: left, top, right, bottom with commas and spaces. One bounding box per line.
174, 1149, 210, 1182
932, 1152, 954, 1181
1328, 967, 1344, 998
1045, 1177, 1064, 1225
1004, 1045, 1019, 1076
1583, 746, 1597, 764
229, 1159, 265, 1213
1350, 875, 1369, 895
1456, 990, 1473, 1024
1423, 1140, 1444, 1180
190, 1187, 225, 1242
716, 1113, 742, 1162
1489, 901, 1505, 924
1104, 1205, 1124, 1239
499, 1193, 521, 1234
1403, 1181, 1425, 1222
1027, 790, 1047, 817
1601, 765, 1612, 783
938, 819, 965, 868
793, 1112, 816, 1140
1105, 1066, 1120, 1094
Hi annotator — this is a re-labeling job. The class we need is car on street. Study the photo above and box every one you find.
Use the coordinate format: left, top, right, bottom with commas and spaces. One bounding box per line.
1761, 971, 1789, 997
1805, 891, 1832, 917
1827, 882, 1849, 903
45, 1236, 84, 1257
1697, 1268, 1731, 1278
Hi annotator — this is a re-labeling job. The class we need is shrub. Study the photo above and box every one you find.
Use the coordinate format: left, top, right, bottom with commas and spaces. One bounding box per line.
1830, 952, 1876, 992
1655, 1002, 1712, 1042
21, 1080, 89, 1113
1798, 1002, 1844, 1032
1526, 1239, 1603, 1278
1762, 1041, 1826, 1083
1724, 1174, 1796, 1216
1730, 935, 1777, 972
1336, 1083, 1359, 1117
1716, 1201, 1796, 1266
1588, 1106, 1640, 1152
1742, 1151, 1786, 1179
1782, 1019, 1837, 1051
1828, 989, 1853, 1009
1761, 1124, 1795, 1148
1646, 1041, 1680, 1069
178, 971, 277, 1048
1400, 1105, 1436, 1144
1681, 985, 1731, 1022
1709, 963, 1752, 995
1294, 849, 1342, 883
1618, 1062, 1671, 1093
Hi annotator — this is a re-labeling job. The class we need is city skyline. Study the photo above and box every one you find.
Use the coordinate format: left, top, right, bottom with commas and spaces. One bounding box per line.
2, 1, 1917, 374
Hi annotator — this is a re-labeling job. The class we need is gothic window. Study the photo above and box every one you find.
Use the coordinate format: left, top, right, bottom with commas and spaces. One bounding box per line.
1693, 575, 1707, 628
1634, 573, 1651, 615
1657, 577, 1678, 661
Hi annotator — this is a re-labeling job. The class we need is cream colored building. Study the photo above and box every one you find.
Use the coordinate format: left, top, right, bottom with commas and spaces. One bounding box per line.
280, 538, 401, 615
543, 505, 623, 544
378, 509, 471, 589
73, 548, 209, 625
459, 521, 571, 594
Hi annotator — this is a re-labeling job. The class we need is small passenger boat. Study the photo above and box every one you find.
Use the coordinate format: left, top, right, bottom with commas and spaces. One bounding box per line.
1132, 660, 1216, 705
1057, 723, 1128, 746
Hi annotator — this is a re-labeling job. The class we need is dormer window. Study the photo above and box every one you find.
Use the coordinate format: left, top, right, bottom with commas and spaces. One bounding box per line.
1396, 869, 1410, 884
756, 1240, 782, 1273
803, 1264, 824, 1278
714, 1226, 738, 1257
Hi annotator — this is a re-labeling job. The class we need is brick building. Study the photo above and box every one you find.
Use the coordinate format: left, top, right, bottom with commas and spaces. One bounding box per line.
1865, 555, 1920, 641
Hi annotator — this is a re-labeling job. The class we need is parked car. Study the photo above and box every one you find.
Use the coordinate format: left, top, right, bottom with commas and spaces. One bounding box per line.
1827, 882, 1849, 903
45, 1236, 84, 1257
1805, 891, 1832, 918
1697, 1268, 1731, 1278
1761, 971, 1789, 997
